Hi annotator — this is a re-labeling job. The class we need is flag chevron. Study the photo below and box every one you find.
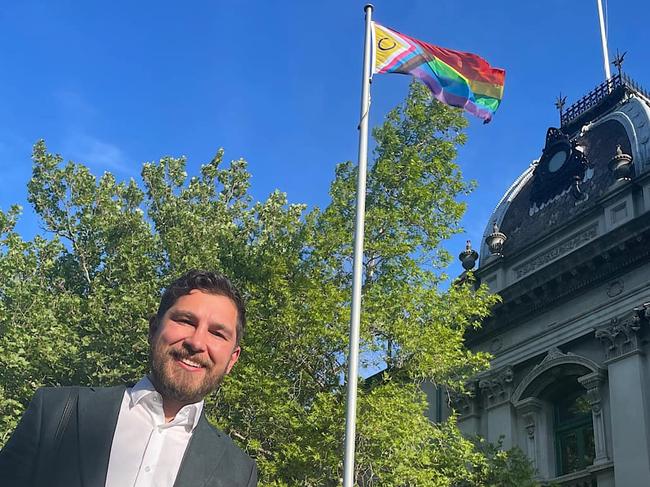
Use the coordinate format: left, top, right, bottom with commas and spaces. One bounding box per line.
372, 22, 505, 123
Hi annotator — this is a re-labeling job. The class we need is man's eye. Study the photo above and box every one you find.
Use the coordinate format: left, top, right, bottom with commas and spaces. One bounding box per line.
209, 330, 224, 338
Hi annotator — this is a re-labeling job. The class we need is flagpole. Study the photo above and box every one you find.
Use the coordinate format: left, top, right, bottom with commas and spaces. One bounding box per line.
343, 4, 373, 487
596, 0, 611, 80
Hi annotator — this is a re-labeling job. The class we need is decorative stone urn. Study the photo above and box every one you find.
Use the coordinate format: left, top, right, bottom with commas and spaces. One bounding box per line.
609, 145, 633, 182
485, 222, 507, 257
459, 240, 479, 270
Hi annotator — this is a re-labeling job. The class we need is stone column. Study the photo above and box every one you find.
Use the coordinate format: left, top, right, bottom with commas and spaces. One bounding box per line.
515, 398, 545, 475
479, 366, 516, 448
595, 304, 650, 486
577, 371, 609, 464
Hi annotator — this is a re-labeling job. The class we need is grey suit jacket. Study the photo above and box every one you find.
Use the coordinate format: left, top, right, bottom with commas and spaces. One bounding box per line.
0, 386, 257, 487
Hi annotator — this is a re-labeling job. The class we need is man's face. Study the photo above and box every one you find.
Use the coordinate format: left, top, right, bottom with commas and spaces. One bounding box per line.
149, 290, 241, 405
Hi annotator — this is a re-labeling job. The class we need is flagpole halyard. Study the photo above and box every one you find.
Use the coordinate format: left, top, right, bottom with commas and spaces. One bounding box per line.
343, 4, 373, 487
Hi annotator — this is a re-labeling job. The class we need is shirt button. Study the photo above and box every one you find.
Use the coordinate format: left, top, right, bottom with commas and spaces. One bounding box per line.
145, 466, 151, 472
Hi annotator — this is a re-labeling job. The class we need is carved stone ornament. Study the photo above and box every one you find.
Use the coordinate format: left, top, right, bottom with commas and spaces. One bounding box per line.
459, 240, 479, 271
608, 144, 634, 182
449, 381, 480, 418
578, 372, 606, 411
606, 280, 624, 298
485, 222, 507, 257
479, 365, 514, 407
571, 175, 588, 201
595, 303, 650, 361
449, 391, 472, 417
530, 127, 591, 208
539, 346, 568, 364
525, 421, 535, 439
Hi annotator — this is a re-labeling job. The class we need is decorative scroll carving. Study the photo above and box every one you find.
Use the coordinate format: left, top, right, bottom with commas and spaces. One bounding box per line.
479, 366, 514, 407
595, 303, 650, 361
514, 224, 598, 279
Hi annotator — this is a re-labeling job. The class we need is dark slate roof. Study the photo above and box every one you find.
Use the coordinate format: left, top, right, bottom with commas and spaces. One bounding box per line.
497, 120, 631, 257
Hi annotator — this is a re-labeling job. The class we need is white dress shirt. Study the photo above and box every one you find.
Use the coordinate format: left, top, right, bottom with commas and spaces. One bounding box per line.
104, 376, 204, 487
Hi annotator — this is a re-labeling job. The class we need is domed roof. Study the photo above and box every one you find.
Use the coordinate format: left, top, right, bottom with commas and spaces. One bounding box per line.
479, 86, 650, 267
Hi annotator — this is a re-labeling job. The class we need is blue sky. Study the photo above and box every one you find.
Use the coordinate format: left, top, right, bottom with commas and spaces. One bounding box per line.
1, 0, 649, 277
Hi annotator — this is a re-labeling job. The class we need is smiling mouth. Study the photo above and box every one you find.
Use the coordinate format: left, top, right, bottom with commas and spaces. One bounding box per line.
176, 357, 206, 370
180, 358, 203, 369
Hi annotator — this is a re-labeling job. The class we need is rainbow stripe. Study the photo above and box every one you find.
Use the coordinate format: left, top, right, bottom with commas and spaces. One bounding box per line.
372, 23, 505, 123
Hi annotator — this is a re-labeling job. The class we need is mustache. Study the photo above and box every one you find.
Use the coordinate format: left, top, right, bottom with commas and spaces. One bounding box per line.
169, 347, 211, 368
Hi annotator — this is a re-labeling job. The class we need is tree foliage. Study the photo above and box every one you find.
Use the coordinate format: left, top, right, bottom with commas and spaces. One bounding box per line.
0, 83, 536, 485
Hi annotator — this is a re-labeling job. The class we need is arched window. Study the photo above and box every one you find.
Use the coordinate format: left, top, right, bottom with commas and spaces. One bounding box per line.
512, 351, 607, 480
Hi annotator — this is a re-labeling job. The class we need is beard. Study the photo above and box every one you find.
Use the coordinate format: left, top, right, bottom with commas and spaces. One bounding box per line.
149, 341, 228, 405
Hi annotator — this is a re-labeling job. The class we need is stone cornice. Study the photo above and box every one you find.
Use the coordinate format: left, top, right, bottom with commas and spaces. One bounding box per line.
513, 224, 599, 280
468, 213, 650, 345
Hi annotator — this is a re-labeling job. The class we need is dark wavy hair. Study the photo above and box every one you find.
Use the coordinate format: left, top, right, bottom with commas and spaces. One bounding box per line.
154, 269, 246, 346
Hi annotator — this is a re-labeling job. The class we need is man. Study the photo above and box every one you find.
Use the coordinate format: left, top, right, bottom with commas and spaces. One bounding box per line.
0, 270, 257, 487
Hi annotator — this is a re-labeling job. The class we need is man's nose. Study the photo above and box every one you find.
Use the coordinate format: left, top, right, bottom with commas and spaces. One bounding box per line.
183, 325, 209, 353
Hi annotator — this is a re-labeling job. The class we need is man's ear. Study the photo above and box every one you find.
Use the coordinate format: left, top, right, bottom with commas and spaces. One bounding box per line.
148, 315, 159, 343
225, 346, 241, 375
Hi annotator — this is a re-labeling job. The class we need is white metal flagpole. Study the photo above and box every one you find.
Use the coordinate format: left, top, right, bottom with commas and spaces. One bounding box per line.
596, 0, 611, 80
343, 4, 373, 487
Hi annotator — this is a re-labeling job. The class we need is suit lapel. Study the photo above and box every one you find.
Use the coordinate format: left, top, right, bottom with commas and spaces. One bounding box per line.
77, 385, 125, 487
173, 415, 226, 487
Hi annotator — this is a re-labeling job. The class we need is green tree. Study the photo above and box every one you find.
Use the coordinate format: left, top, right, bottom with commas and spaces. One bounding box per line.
0, 82, 536, 486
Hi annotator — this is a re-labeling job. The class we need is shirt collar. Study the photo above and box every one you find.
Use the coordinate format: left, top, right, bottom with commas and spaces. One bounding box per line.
128, 376, 204, 431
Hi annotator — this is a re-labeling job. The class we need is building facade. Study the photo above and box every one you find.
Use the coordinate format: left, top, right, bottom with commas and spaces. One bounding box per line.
456, 74, 650, 486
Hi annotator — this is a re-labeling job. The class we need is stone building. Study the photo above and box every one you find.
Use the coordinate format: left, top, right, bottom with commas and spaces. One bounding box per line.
453, 72, 650, 486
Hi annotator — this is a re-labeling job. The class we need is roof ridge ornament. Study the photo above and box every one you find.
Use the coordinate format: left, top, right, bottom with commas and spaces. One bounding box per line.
555, 93, 567, 125
612, 50, 626, 77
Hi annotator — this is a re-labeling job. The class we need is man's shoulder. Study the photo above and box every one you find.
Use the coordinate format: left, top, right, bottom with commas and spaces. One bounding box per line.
200, 417, 256, 467
176, 415, 257, 486
36, 385, 126, 395
35, 385, 127, 404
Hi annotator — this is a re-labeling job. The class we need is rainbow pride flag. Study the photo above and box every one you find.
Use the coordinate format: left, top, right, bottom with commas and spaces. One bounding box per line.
372, 22, 505, 123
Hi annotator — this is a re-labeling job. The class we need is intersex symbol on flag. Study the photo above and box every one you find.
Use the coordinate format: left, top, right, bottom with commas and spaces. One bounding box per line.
372, 22, 506, 123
